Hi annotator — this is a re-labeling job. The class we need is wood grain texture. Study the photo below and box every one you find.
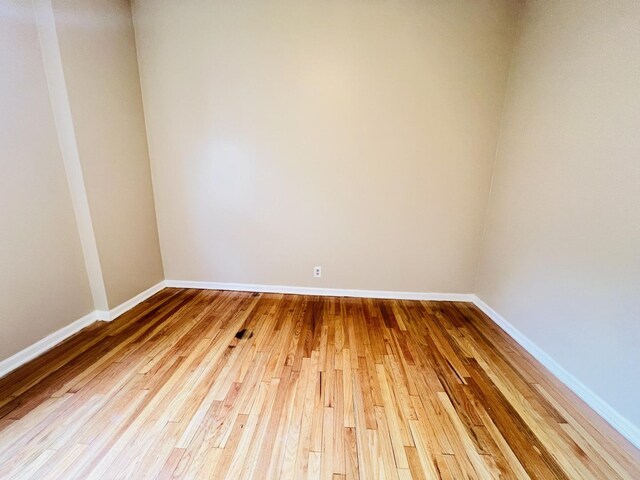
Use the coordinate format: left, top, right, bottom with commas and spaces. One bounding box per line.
0, 288, 638, 479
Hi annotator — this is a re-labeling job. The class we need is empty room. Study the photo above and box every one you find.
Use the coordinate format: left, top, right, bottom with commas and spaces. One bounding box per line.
1, 0, 639, 478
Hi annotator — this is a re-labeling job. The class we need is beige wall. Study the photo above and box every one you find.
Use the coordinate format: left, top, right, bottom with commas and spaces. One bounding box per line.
132, 0, 519, 293
0, 0, 94, 360
1, 0, 164, 363
476, 0, 640, 427
52, 0, 164, 308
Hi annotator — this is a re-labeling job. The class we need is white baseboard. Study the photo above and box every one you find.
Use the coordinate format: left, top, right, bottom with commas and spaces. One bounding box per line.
0, 310, 98, 379
165, 280, 474, 302
472, 295, 640, 450
96, 280, 167, 321
0, 281, 167, 379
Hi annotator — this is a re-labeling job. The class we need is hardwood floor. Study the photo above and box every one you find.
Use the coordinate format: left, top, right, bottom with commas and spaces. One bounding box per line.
0, 288, 638, 479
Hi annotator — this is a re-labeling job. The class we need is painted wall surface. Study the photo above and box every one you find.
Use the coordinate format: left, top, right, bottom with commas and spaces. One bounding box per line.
0, 0, 93, 360
132, 0, 519, 293
52, 0, 164, 308
476, 0, 640, 427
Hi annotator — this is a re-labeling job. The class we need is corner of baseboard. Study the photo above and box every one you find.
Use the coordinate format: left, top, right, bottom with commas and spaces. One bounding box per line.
0, 280, 168, 380
102, 280, 167, 322
471, 294, 640, 450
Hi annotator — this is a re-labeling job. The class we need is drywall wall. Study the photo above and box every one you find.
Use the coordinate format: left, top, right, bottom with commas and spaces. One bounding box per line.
35, 0, 109, 312
476, 0, 640, 430
52, 0, 164, 308
0, 0, 94, 360
132, 0, 519, 293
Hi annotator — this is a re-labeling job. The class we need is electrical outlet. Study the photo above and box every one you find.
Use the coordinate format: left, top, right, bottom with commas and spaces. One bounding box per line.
313, 266, 322, 278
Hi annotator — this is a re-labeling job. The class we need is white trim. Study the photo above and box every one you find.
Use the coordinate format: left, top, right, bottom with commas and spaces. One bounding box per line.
0, 282, 167, 379
34, 0, 109, 311
96, 281, 166, 321
0, 311, 98, 379
472, 295, 640, 450
165, 280, 473, 302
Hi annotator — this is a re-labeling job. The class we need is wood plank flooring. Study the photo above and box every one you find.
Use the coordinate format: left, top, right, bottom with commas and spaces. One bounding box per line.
0, 288, 638, 479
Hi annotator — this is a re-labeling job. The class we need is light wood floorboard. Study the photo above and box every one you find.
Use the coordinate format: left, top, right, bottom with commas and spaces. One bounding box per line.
0, 288, 638, 479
